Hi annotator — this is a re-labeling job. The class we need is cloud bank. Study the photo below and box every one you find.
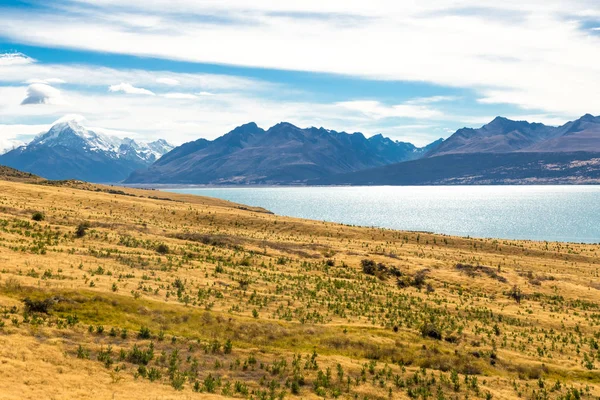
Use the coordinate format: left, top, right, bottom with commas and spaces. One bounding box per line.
108, 83, 155, 95
21, 83, 64, 105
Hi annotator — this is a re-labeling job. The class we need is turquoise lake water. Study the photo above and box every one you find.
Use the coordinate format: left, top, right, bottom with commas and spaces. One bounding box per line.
162, 186, 600, 243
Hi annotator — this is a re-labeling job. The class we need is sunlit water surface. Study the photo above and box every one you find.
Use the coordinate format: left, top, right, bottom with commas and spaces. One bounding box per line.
162, 186, 600, 243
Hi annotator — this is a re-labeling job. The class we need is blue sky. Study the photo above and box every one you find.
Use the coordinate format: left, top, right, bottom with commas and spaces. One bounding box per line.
0, 0, 599, 151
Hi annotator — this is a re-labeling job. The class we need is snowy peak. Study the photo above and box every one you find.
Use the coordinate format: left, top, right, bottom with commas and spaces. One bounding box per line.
147, 139, 175, 158
26, 119, 173, 163
0, 118, 174, 182
32, 120, 121, 154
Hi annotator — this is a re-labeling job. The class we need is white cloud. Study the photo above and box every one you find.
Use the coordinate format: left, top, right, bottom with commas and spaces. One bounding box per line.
1, 2, 599, 146
0, 85, 403, 145
108, 82, 155, 96
52, 114, 87, 124
21, 83, 65, 105
0, 55, 268, 91
336, 100, 444, 120
0, 124, 48, 154
0, 52, 34, 66
156, 77, 180, 86
0, 1, 597, 116
163, 93, 198, 99
25, 78, 67, 85
505, 114, 573, 127
0, 137, 24, 154
406, 96, 459, 104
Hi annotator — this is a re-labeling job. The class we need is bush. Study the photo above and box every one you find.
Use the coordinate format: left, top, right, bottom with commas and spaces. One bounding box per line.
413, 269, 429, 288
240, 257, 252, 266
75, 222, 90, 238
361, 259, 377, 275
76, 345, 90, 359
127, 344, 154, 365
22, 297, 53, 314
147, 367, 161, 381
203, 374, 217, 393
224, 339, 233, 354
138, 326, 151, 339
291, 380, 300, 395
171, 371, 185, 390
507, 285, 524, 304
238, 279, 250, 290
31, 212, 45, 221
156, 243, 170, 254
420, 322, 442, 340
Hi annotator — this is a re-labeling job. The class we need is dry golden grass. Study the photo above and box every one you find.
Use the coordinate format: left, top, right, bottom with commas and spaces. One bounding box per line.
0, 179, 599, 399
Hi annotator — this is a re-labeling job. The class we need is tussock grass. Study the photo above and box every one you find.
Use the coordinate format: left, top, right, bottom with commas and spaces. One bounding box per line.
0, 179, 599, 399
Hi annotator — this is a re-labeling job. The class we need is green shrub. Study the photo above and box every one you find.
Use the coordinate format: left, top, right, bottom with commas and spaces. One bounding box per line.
147, 367, 161, 382
203, 374, 217, 393
224, 339, 233, 354
76, 345, 90, 359
156, 243, 170, 254
127, 344, 154, 365
138, 326, 151, 339
31, 212, 45, 221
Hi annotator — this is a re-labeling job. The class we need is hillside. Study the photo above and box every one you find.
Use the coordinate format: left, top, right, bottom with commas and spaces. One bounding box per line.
0, 119, 173, 182
126, 122, 442, 184
0, 180, 599, 399
0, 165, 45, 183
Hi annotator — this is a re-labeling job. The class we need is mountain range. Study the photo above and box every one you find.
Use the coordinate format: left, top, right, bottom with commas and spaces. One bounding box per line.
429, 114, 600, 156
316, 114, 600, 185
0, 120, 173, 182
1, 114, 600, 185
125, 122, 442, 184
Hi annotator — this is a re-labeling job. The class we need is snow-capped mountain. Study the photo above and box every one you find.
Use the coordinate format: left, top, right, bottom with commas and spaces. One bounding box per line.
28, 120, 173, 163
0, 119, 174, 182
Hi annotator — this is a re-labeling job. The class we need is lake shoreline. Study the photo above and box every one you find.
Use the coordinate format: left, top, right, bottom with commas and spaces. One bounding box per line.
150, 185, 600, 244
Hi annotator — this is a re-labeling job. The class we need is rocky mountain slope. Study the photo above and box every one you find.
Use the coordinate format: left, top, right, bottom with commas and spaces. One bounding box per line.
428, 114, 600, 157
126, 122, 442, 184
319, 114, 600, 185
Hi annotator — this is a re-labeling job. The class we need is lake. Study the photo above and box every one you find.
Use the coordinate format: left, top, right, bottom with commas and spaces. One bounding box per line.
162, 186, 600, 243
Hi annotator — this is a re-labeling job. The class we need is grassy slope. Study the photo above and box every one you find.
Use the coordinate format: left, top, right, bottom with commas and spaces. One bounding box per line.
0, 165, 46, 183
0, 180, 599, 399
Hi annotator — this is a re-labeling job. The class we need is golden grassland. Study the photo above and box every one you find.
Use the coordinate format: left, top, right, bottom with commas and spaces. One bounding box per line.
0, 177, 599, 399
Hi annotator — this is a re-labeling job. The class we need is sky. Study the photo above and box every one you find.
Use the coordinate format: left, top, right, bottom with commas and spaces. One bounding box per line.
0, 0, 600, 151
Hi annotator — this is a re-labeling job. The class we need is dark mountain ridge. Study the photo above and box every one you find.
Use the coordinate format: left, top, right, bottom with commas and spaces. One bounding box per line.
320, 114, 600, 185
126, 122, 442, 184
428, 114, 600, 156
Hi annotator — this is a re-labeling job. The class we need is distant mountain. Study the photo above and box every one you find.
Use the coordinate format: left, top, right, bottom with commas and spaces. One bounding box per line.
126, 122, 441, 184
319, 114, 600, 185
0, 119, 174, 182
428, 114, 600, 157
